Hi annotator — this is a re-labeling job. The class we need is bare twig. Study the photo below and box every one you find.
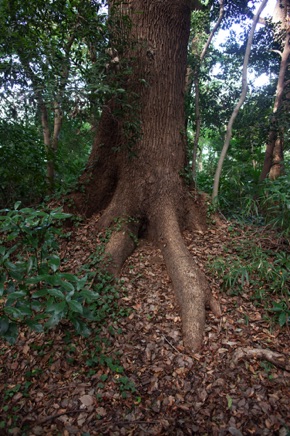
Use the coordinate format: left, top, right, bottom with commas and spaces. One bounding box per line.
36, 409, 85, 425
162, 335, 182, 354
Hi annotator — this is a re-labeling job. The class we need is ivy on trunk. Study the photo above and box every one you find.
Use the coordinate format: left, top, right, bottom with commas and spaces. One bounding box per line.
69, 0, 221, 351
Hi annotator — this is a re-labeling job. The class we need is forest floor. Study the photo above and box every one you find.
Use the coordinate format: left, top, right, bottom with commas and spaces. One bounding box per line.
0, 213, 290, 436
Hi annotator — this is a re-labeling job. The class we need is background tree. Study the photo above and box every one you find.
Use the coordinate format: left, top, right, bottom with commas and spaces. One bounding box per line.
260, 0, 290, 180
0, 0, 108, 193
212, 0, 269, 201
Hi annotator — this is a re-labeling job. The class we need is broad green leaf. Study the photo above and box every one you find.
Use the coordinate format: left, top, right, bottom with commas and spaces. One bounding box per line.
2, 322, 18, 344
60, 273, 78, 282
26, 320, 44, 332
27, 256, 34, 273
0, 274, 5, 296
4, 261, 17, 271
50, 212, 72, 220
32, 289, 48, 298
48, 288, 65, 299
6, 232, 19, 241
279, 311, 287, 327
82, 307, 96, 321
27, 274, 55, 285
68, 299, 83, 314
60, 280, 75, 292
10, 270, 25, 280
41, 275, 59, 286
15, 304, 33, 316
6, 290, 27, 301
71, 319, 91, 337
48, 255, 60, 272
31, 301, 44, 311
21, 207, 34, 214
75, 276, 88, 291
44, 313, 63, 329
46, 301, 67, 314
80, 289, 100, 302
4, 306, 23, 319
26, 275, 46, 285
0, 318, 9, 334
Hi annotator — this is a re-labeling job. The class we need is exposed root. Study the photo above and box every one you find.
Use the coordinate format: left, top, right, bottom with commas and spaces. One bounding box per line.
155, 203, 220, 352
233, 347, 290, 371
103, 230, 137, 276
101, 218, 140, 276
205, 288, 222, 316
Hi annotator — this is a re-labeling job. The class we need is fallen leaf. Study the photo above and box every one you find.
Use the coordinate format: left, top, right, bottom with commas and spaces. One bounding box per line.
79, 395, 95, 407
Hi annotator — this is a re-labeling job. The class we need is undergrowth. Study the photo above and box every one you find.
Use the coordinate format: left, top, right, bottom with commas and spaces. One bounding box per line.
207, 223, 290, 326
0, 202, 137, 432
0, 203, 115, 342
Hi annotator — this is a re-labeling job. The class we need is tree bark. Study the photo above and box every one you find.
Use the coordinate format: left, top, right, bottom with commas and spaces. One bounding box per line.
69, 0, 221, 351
260, 0, 290, 181
191, 0, 225, 183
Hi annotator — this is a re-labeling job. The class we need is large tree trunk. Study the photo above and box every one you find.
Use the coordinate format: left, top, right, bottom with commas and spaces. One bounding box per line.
69, 0, 220, 351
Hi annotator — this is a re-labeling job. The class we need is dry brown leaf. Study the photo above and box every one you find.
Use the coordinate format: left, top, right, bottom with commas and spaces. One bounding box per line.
79, 395, 95, 407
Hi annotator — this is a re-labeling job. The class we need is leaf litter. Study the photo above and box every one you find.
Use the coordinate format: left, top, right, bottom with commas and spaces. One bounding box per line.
0, 214, 290, 435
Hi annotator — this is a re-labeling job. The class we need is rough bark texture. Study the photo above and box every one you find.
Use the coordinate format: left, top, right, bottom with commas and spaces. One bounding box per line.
260, 0, 290, 181
69, 0, 220, 351
191, 0, 225, 182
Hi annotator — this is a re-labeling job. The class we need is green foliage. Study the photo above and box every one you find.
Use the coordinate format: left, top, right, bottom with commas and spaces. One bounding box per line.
54, 120, 93, 192
0, 118, 93, 208
0, 203, 122, 344
115, 375, 136, 398
207, 227, 290, 326
0, 0, 112, 203
270, 301, 290, 327
196, 134, 263, 217
0, 121, 46, 208
260, 175, 290, 238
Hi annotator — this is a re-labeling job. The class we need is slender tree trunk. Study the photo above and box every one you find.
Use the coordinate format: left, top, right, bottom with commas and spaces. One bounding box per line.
212, 0, 268, 201
46, 101, 63, 191
39, 99, 54, 190
18, 33, 73, 191
70, 0, 221, 351
189, 0, 225, 183
192, 75, 201, 183
260, 0, 290, 181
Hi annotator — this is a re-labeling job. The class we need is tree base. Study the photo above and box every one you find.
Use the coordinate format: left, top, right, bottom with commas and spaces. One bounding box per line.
66, 188, 221, 352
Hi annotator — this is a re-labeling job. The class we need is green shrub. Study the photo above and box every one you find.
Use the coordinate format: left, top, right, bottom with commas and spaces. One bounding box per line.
0, 203, 119, 343
260, 175, 290, 238
207, 230, 290, 326
0, 122, 46, 208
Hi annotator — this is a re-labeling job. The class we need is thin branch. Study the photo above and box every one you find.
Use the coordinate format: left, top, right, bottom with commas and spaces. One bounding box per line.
162, 335, 182, 354
36, 409, 84, 425
271, 49, 283, 57
200, 0, 225, 63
